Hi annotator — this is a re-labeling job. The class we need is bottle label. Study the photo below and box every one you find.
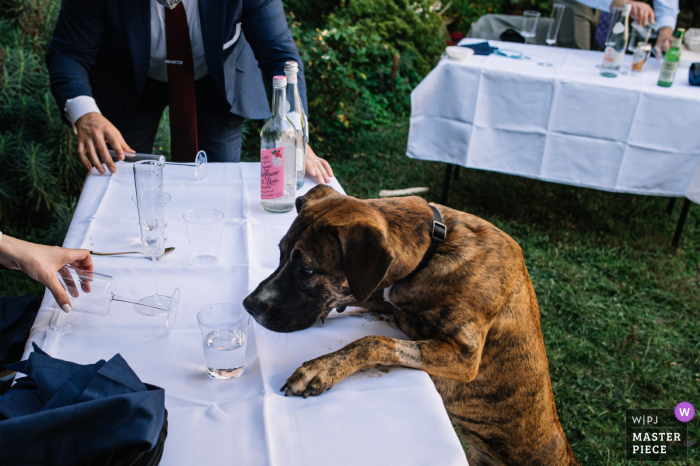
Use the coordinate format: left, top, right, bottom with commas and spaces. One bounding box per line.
261, 147, 284, 199
659, 61, 679, 83
603, 46, 623, 68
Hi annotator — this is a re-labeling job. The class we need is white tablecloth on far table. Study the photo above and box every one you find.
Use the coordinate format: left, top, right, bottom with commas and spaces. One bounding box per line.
408, 39, 700, 197
21, 163, 467, 466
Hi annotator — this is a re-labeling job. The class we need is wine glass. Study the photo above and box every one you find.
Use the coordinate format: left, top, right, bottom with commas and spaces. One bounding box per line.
111, 150, 207, 181
133, 159, 172, 316
57, 265, 180, 331
538, 4, 566, 67
521, 11, 541, 44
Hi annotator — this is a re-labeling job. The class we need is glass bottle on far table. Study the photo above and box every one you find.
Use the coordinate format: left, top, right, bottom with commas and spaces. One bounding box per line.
658, 29, 685, 87
284, 61, 308, 189
600, 4, 631, 78
260, 76, 297, 213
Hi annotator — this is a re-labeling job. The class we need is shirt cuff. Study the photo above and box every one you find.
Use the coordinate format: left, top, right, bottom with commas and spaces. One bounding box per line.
64, 96, 101, 133
654, 16, 677, 31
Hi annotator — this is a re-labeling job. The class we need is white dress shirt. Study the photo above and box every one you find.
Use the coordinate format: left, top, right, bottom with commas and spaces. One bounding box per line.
65, 0, 210, 128
575, 0, 679, 30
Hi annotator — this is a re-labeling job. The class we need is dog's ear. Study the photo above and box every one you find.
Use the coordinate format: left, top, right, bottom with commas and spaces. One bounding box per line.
296, 185, 339, 213
337, 222, 394, 302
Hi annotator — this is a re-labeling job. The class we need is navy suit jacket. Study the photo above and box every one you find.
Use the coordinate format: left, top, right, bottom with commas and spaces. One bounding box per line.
46, 0, 307, 124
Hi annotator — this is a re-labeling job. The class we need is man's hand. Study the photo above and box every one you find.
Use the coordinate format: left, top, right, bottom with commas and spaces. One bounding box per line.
0, 235, 93, 313
656, 26, 673, 53
305, 145, 333, 184
75, 112, 134, 174
610, 0, 655, 26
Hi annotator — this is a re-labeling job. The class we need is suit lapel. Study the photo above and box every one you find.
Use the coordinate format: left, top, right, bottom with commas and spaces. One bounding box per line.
121, 0, 151, 97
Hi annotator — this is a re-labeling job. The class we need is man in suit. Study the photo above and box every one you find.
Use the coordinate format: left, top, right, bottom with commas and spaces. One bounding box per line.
46, 0, 333, 183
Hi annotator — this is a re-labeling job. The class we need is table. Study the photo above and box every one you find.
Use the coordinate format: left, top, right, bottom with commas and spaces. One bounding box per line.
408, 39, 700, 200
21, 163, 468, 466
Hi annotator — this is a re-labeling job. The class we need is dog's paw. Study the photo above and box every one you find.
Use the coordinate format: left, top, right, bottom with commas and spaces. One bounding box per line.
280, 356, 344, 398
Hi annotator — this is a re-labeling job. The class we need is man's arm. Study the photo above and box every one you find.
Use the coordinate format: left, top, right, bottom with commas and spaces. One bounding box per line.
46, 0, 132, 174
653, 0, 679, 52
241, 0, 308, 112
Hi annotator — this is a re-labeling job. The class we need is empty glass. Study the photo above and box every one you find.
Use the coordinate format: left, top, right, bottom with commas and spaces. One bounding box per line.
521, 11, 541, 44
111, 150, 207, 181
539, 4, 566, 66
134, 159, 168, 313
197, 303, 250, 379
132, 192, 171, 241
184, 208, 224, 265
57, 265, 180, 331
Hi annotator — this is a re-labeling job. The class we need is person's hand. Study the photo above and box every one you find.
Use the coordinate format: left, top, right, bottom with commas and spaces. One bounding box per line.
656, 26, 673, 53
75, 112, 134, 175
610, 0, 655, 26
0, 235, 93, 313
305, 145, 333, 184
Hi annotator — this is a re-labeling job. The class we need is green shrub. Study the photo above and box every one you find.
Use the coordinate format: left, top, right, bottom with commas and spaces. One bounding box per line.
287, 0, 444, 157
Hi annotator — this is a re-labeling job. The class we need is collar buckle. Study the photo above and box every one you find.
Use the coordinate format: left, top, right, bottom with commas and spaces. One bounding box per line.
432, 220, 446, 243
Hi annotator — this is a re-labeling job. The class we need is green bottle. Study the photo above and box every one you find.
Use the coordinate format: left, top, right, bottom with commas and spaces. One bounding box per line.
657, 29, 685, 87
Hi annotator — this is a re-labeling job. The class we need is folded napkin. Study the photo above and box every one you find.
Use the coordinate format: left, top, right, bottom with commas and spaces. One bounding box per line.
0, 344, 167, 466
459, 41, 498, 55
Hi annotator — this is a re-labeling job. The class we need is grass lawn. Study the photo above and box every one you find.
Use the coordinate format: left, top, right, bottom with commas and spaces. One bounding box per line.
3, 120, 699, 464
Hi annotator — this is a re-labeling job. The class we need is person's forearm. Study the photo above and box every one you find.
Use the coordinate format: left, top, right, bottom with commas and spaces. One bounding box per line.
0, 234, 26, 271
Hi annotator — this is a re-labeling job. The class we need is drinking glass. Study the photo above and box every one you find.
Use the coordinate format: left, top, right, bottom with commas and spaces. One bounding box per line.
539, 4, 566, 66
184, 208, 225, 265
57, 265, 180, 331
521, 11, 541, 44
132, 192, 171, 240
133, 159, 168, 314
111, 150, 207, 181
197, 303, 250, 379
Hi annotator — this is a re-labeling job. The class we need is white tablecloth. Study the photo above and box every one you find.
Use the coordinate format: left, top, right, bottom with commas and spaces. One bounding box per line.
22, 163, 468, 466
408, 39, 700, 197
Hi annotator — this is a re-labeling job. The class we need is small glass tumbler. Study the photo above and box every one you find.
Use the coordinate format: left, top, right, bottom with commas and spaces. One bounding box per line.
197, 303, 250, 379
184, 208, 224, 265
521, 11, 541, 43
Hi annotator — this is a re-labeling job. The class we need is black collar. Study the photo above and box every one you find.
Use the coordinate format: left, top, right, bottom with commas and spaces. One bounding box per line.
403, 205, 446, 280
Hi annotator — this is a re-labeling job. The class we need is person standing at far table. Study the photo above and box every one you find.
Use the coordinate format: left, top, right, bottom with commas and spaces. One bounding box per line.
555, 0, 678, 51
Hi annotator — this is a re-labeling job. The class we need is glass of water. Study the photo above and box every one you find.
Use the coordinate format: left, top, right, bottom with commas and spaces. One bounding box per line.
184, 208, 224, 265
197, 303, 249, 379
521, 10, 541, 44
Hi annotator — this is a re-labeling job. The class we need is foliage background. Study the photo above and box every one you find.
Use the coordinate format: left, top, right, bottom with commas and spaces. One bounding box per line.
1, 0, 699, 464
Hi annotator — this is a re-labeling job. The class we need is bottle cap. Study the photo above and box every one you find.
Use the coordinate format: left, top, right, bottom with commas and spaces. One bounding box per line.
284, 61, 299, 74
273, 75, 287, 89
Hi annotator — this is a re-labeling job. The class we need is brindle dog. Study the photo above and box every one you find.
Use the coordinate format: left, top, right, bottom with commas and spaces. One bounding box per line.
244, 185, 579, 466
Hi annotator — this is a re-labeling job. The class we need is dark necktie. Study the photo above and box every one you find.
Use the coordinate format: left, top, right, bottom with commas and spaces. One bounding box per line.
164, 2, 198, 162
595, 12, 612, 51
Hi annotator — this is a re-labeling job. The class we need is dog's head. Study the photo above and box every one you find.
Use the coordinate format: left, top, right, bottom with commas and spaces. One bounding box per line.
243, 185, 394, 333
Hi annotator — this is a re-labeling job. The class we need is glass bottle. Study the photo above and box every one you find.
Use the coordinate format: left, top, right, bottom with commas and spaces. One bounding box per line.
600, 4, 631, 78
284, 61, 308, 189
658, 29, 685, 87
260, 76, 297, 213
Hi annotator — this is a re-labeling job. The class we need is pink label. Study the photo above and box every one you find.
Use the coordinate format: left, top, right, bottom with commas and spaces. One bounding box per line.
261, 147, 284, 199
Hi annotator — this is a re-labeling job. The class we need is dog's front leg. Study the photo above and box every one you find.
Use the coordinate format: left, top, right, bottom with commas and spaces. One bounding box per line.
282, 330, 484, 397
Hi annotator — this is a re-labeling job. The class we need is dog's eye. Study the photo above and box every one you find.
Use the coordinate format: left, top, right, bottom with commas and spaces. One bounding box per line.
300, 266, 316, 276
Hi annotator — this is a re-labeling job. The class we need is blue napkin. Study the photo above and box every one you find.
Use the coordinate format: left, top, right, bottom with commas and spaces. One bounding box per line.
459, 41, 498, 55
0, 343, 166, 465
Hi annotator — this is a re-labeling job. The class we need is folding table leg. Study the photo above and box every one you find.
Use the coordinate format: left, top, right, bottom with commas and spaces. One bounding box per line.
666, 197, 676, 215
671, 199, 691, 249
441, 164, 454, 205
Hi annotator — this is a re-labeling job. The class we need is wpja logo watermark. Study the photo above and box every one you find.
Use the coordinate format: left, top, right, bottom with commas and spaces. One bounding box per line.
626, 402, 695, 462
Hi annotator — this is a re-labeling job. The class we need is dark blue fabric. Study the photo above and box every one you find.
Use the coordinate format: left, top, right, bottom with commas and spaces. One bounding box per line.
595, 12, 611, 50
459, 41, 498, 55
46, 0, 307, 125
0, 344, 165, 466
0, 295, 41, 366
690, 63, 700, 86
